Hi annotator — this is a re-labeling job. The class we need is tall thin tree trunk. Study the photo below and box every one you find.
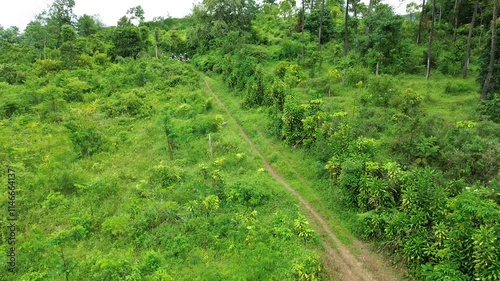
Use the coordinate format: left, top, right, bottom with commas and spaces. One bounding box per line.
417, 0, 426, 44
453, 0, 461, 42
439, 4, 442, 24
301, 0, 305, 64
481, 0, 498, 100
318, 0, 325, 69
368, 0, 374, 14
43, 33, 47, 60
318, 0, 324, 52
344, 0, 349, 56
463, 0, 479, 78
479, 6, 484, 46
155, 29, 160, 59
426, 0, 436, 80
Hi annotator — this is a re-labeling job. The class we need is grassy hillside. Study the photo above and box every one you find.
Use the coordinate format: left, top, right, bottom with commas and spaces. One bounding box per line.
0, 59, 324, 280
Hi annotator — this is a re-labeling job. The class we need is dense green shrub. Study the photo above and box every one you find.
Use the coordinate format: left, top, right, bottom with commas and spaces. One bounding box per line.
65, 122, 106, 157
481, 94, 500, 123
364, 75, 399, 107
149, 163, 183, 188
102, 89, 151, 117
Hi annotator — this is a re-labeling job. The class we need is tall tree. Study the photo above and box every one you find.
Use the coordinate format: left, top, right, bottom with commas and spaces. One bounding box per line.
417, 0, 426, 44
318, 0, 325, 53
344, 0, 349, 56
111, 26, 146, 59
127, 5, 145, 24
363, 4, 403, 74
406, 2, 420, 21
154, 28, 160, 59
463, 0, 479, 78
302, 0, 306, 63
481, 0, 499, 100
452, 0, 461, 42
350, 0, 360, 17
48, 0, 76, 46
426, 0, 436, 80
76, 14, 100, 37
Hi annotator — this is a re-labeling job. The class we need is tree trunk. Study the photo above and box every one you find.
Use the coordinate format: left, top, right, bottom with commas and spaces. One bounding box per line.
301, 0, 305, 64
481, 0, 498, 100
426, 0, 436, 80
479, 5, 484, 46
43, 33, 47, 60
155, 45, 158, 59
439, 4, 442, 24
463, 0, 479, 78
453, 0, 461, 42
318, 0, 325, 69
368, 0, 374, 14
318, 0, 324, 52
417, 0, 426, 44
376, 61, 379, 75
344, 0, 349, 56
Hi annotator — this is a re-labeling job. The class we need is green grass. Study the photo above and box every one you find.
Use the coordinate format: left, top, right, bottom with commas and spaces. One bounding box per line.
0, 60, 325, 280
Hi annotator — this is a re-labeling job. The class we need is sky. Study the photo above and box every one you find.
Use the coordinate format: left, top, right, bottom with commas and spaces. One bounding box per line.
0, 0, 411, 32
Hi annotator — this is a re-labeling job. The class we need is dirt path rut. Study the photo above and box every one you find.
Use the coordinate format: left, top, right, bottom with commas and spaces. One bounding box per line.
201, 76, 401, 281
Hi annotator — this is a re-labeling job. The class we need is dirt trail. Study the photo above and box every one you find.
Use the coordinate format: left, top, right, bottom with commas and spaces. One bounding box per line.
201, 77, 401, 281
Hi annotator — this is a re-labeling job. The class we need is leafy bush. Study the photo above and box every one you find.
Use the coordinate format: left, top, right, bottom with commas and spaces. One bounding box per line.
91, 256, 141, 281
65, 122, 106, 157
293, 254, 322, 281
103, 89, 151, 117
277, 38, 302, 61
481, 94, 500, 123
339, 159, 365, 208
0, 63, 25, 84
149, 163, 183, 188
101, 214, 131, 238
344, 66, 368, 86
364, 75, 399, 106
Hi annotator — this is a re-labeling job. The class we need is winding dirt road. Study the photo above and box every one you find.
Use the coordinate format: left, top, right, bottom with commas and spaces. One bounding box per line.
201, 76, 403, 281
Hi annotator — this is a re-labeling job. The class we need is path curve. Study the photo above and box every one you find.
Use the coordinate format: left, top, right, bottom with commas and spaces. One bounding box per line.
201, 76, 399, 281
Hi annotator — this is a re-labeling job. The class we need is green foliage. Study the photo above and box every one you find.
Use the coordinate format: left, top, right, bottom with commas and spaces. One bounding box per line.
77, 14, 101, 36
444, 81, 475, 95
481, 94, 500, 123
4, 2, 500, 280
35, 59, 63, 75
478, 21, 500, 99
360, 4, 403, 67
65, 121, 105, 157
91, 256, 141, 281
101, 214, 131, 238
281, 96, 305, 145
103, 89, 151, 117
364, 75, 399, 106
293, 254, 322, 281
0, 63, 25, 84
293, 214, 315, 245
149, 163, 182, 188
111, 26, 147, 59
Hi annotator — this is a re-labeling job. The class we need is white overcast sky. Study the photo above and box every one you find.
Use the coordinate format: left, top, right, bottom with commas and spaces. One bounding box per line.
0, 0, 411, 32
